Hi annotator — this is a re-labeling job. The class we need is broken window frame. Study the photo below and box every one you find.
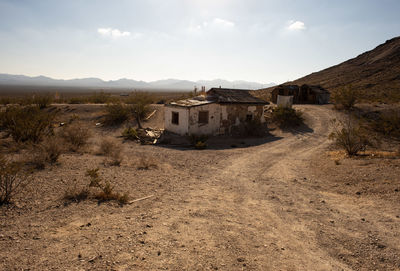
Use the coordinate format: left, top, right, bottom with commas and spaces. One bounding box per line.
198, 111, 209, 124
246, 113, 253, 122
171, 111, 179, 125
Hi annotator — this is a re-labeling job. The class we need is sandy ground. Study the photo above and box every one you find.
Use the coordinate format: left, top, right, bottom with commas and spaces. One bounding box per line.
1, 104, 400, 270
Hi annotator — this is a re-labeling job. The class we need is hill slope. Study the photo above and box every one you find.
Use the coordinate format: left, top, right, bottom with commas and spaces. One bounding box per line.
294, 36, 400, 102
256, 36, 400, 103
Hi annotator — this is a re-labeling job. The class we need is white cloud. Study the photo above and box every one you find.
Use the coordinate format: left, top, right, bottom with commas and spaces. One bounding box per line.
97, 28, 132, 38
287, 21, 306, 30
212, 18, 235, 28
188, 18, 235, 33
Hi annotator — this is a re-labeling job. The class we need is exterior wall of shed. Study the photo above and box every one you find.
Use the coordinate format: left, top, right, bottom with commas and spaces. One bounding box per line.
165, 103, 266, 136
219, 104, 265, 135
316, 93, 330, 104
164, 106, 189, 135
188, 103, 221, 135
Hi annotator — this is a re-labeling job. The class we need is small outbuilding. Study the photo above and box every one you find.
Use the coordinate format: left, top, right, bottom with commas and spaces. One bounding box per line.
267, 84, 330, 105
164, 88, 268, 136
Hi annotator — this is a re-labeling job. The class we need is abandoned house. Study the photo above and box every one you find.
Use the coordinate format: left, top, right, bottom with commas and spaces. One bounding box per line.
267, 84, 330, 105
164, 88, 268, 136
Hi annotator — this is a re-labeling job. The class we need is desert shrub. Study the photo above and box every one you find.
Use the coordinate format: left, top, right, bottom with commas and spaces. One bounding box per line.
61, 122, 91, 152
122, 127, 138, 140
0, 97, 12, 105
271, 106, 304, 128
0, 105, 56, 143
87, 92, 118, 104
32, 94, 52, 109
104, 103, 129, 125
329, 117, 370, 156
126, 92, 153, 128
371, 109, 400, 138
98, 138, 123, 166
189, 134, 208, 149
86, 168, 129, 204
30, 136, 64, 169
332, 85, 358, 110
137, 156, 158, 170
0, 156, 29, 205
68, 97, 87, 104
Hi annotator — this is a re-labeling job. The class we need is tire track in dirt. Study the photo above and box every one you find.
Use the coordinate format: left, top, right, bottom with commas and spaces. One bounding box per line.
143, 105, 352, 270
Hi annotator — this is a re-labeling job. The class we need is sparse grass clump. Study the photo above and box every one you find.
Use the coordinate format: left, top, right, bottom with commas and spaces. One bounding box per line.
98, 138, 123, 166
86, 168, 129, 204
271, 106, 304, 128
137, 156, 158, 170
104, 103, 129, 125
62, 168, 129, 205
0, 105, 56, 143
0, 156, 30, 205
61, 122, 91, 152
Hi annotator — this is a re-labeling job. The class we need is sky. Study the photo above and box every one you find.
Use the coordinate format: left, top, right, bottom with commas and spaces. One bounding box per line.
0, 0, 399, 84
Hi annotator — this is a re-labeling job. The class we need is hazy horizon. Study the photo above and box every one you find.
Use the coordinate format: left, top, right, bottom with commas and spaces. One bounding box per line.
1, 0, 399, 85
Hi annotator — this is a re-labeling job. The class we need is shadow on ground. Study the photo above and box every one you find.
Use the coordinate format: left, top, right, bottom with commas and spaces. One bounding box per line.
155, 133, 284, 151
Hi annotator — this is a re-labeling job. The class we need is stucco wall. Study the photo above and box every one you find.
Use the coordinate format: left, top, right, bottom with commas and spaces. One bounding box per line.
164, 106, 189, 135
220, 104, 265, 134
164, 103, 266, 136
188, 103, 221, 136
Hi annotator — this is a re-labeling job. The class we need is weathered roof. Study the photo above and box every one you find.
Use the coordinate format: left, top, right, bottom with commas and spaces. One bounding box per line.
166, 98, 215, 108
207, 88, 268, 104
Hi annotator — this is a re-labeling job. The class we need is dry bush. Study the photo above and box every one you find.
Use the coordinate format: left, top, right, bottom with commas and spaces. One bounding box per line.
61, 122, 91, 152
87, 92, 118, 104
0, 156, 30, 205
125, 92, 153, 129
30, 136, 64, 169
332, 85, 358, 110
104, 103, 129, 125
86, 168, 129, 204
32, 94, 53, 109
371, 109, 400, 138
0, 105, 56, 143
329, 117, 370, 156
98, 138, 123, 166
271, 106, 304, 128
137, 156, 158, 170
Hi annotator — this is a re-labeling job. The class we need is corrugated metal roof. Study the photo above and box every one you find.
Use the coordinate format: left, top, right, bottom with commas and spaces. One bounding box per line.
207, 88, 268, 104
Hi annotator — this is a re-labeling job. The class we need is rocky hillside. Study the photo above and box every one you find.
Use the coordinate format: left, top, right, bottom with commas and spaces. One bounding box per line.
257, 36, 400, 103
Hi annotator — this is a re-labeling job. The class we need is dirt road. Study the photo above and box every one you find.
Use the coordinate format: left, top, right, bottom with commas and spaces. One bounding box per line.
1, 105, 399, 270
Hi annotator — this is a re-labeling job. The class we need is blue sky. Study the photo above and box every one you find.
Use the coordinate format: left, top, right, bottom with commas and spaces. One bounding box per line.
0, 0, 399, 84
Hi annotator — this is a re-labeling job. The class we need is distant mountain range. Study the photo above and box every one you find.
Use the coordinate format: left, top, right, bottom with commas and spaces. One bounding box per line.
0, 73, 275, 91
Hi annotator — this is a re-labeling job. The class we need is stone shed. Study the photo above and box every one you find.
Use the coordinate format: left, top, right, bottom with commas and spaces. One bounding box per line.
164, 88, 268, 136
267, 84, 330, 105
